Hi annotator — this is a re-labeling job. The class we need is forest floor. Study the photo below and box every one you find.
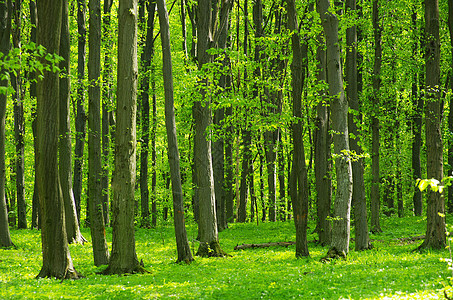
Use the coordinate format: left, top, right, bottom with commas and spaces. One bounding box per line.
0, 215, 450, 299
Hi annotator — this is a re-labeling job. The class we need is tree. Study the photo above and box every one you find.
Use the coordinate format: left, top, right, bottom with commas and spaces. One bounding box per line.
60, 0, 85, 244
88, 0, 109, 265
287, 0, 309, 258
194, 0, 226, 257
419, 0, 445, 250
36, 0, 80, 279
370, 0, 382, 233
0, 0, 13, 248
74, 0, 87, 222
157, 0, 194, 263
103, 0, 144, 274
317, 0, 353, 259
12, 0, 26, 229
345, 0, 371, 251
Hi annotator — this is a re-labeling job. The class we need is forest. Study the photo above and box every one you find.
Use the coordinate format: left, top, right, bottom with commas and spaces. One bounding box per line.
0, 0, 451, 298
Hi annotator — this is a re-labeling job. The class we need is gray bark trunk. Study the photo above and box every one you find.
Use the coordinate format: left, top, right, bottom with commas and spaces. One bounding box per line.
88, 0, 109, 266
419, 0, 446, 250
317, 0, 353, 258
157, 0, 194, 263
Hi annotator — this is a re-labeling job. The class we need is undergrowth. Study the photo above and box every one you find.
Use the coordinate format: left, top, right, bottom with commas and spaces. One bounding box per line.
0, 216, 449, 299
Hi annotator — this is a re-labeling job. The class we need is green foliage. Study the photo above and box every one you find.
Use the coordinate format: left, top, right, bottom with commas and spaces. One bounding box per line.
0, 217, 448, 299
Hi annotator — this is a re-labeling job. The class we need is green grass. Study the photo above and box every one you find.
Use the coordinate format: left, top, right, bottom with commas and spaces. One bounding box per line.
0, 216, 449, 299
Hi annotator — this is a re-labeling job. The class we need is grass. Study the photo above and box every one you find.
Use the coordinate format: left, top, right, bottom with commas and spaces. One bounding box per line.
0, 216, 450, 299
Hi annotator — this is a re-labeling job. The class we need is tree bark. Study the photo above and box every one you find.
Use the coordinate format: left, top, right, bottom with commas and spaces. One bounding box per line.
101, 0, 113, 227
419, 0, 446, 250
88, 0, 109, 266
314, 31, 332, 247
74, 0, 87, 223
12, 0, 26, 229
36, 0, 80, 279
0, 0, 13, 248
195, 0, 226, 257
317, 0, 353, 259
139, 0, 156, 229
370, 0, 382, 233
447, 0, 453, 214
104, 0, 144, 274
157, 0, 194, 263
287, 0, 309, 258
345, 0, 371, 251
60, 0, 85, 245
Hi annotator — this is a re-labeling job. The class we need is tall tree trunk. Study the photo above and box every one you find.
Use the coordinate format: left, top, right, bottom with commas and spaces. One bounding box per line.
419, 0, 446, 250
225, 106, 234, 223
157, 0, 194, 263
447, 0, 453, 214
345, 0, 371, 251
12, 0, 25, 229
74, 0, 87, 223
60, 0, 85, 245
139, 0, 156, 228
195, 0, 226, 257
88, 0, 109, 266
370, 0, 382, 233
36, 0, 80, 279
287, 0, 309, 258
30, 0, 39, 229
314, 31, 332, 246
104, 0, 144, 274
101, 0, 113, 227
317, 0, 353, 259
238, 0, 250, 224
0, 0, 13, 248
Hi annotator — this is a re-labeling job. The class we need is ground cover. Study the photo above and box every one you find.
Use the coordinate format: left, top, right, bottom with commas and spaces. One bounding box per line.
0, 216, 449, 299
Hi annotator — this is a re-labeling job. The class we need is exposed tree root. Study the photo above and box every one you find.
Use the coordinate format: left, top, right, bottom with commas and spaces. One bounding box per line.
320, 248, 347, 262
100, 264, 150, 276
36, 267, 83, 280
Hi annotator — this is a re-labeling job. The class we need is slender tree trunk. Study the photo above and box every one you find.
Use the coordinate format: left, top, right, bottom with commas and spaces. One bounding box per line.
88, 0, 109, 266
101, 0, 113, 227
36, 0, 80, 279
12, 0, 25, 229
447, 0, 453, 214
157, 0, 194, 263
287, 0, 309, 258
30, 0, 39, 229
195, 0, 226, 257
419, 0, 446, 250
317, 0, 353, 259
104, 0, 144, 274
139, 0, 156, 228
0, 0, 13, 247
370, 0, 382, 233
60, 0, 85, 245
345, 0, 371, 251
314, 31, 332, 246
225, 106, 234, 223
74, 0, 87, 223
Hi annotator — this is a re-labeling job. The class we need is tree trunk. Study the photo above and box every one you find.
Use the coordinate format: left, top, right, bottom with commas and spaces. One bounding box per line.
0, 0, 13, 248
225, 106, 234, 223
195, 0, 226, 257
447, 0, 453, 215
74, 0, 87, 223
287, 0, 309, 258
317, 0, 353, 259
104, 0, 144, 274
314, 31, 332, 247
60, 0, 85, 245
12, 0, 26, 229
139, 0, 156, 228
88, 0, 109, 266
30, 0, 39, 229
370, 0, 382, 233
345, 0, 371, 251
157, 0, 194, 263
419, 0, 446, 250
36, 0, 80, 279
